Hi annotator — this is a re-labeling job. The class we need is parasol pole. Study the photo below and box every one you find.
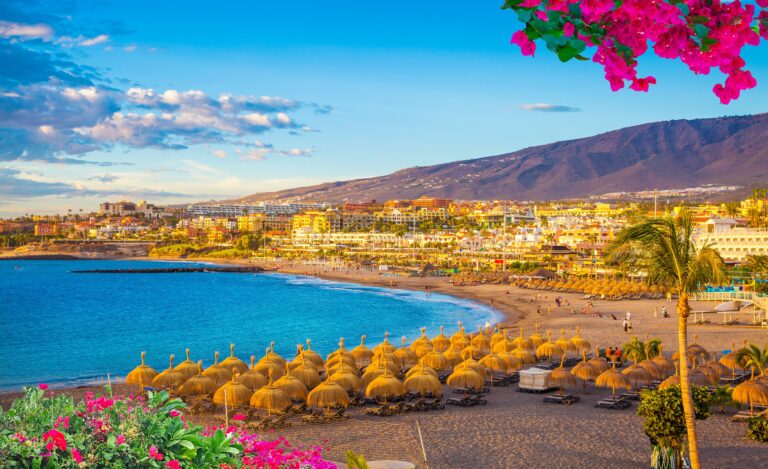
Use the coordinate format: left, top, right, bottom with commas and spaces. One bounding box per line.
416, 420, 429, 469
107, 373, 113, 397
224, 388, 229, 427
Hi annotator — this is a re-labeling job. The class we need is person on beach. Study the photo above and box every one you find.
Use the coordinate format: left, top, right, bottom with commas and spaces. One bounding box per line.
625, 311, 631, 321
536, 305, 541, 315
627, 320, 632, 334
623, 319, 628, 333
547, 305, 552, 316
662, 306, 669, 318
653, 306, 658, 318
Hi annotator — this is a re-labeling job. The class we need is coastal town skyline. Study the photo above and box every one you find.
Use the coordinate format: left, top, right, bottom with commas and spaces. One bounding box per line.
3, 0, 768, 217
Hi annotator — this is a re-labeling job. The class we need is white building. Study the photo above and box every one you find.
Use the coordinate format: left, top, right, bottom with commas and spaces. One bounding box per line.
695, 218, 768, 262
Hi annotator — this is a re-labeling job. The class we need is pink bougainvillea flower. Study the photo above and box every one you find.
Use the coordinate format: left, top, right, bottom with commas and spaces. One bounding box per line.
169, 410, 181, 417
71, 448, 83, 463
232, 413, 246, 421
116, 434, 126, 445
563, 22, 575, 37
166, 460, 181, 469
149, 445, 164, 461
43, 430, 67, 452
38, 384, 48, 391
511, 31, 536, 57
630, 76, 657, 92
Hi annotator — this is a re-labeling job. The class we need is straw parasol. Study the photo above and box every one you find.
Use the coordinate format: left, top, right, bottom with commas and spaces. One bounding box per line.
273, 364, 309, 401
570, 327, 592, 353
394, 336, 419, 368
536, 331, 561, 360
352, 335, 374, 367
301, 339, 324, 369
152, 355, 186, 389
651, 345, 675, 377
307, 378, 349, 413
703, 356, 731, 380
405, 370, 442, 397
202, 351, 231, 386
328, 364, 363, 393
258, 342, 287, 368
450, 322, 472, 349
498, 351, 521, 371
719, 342, 743, 379
492, 331, 516, 354
480, 352, 508, 374
366, 367, 406, 403
510, 347, 537, 365
213, 370, 253, 407
289, 355, 322, 390
512, 327, 533, 351
373, 332, 397, 355
446, 367, 484, 390
406, 364, 438, 379
547, 356, 577, 396
460, 344, 486, 361
596, 364, 631, 399
362, 363, 388, 388
327, 338, 355, 363
179, 361, 218, 396
529, 323, 544, 349
571, 353, 600, 391
622, 363, 653, 390
254, 348, 285, 379
471, 326, 490, 352
126, 352, 158, 389
454, 357, 487, 377
220, 344, 248, 374
442, 348, 464, 367
659, 368, 712, 390
326, 353, 357, 372
421, 350, 450, 371
432, 326, 451, 353
732, 375, 768, 415
588, 347, 611, 373
370, 353, 400, 373
638, 359, 666, 381
174, 348, 201, 380
410, 327, 433, 352
555, 329, 577, 356
686, 335, 709, 364
249, 370, 291, 414
235, 356, 269, 391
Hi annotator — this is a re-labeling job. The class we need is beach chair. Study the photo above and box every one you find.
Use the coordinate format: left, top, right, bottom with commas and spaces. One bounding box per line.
543, 394, 580, 405
289, 403, 307, 415
264, 413, 292, 430
388, 401, 406, 415
732, 408, 767, 422
364, 404, 391, 416
468, 395, 487, 406
446, 396, 470, 407
329, 407, 349, 421
425, 397, 445, 410
247, 415, 275, 430
594, 397, 631, 410
620, 391, 641, 401
301, 409, 324, 424
405, 398, 426, 412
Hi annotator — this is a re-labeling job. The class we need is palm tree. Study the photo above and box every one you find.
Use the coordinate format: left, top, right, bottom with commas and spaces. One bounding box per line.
736, 344, 768, 377
711, 385, 734, 413
622, 337, 662, 362
606, 211, 726, 469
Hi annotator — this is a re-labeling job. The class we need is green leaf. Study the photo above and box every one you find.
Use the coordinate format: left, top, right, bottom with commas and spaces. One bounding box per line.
516, 9, 532, 23
557, 39, 587, 62
676, 3, 689, 16
694, 24, 709, 38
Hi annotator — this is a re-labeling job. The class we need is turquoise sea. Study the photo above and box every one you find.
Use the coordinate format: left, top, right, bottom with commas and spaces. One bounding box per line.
0, 260, 499, 390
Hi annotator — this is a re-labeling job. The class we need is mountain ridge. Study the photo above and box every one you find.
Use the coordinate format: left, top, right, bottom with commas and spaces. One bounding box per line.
225, 113, 768, 203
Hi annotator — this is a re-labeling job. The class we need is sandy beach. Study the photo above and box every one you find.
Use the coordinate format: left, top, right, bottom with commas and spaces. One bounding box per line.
2, 256, 768, 468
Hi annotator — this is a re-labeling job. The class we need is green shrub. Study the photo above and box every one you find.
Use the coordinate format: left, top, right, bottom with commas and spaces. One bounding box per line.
747, 417, 768, 443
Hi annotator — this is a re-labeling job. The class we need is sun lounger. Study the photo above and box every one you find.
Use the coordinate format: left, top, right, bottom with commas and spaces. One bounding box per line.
425, 397, 445, 410
289, 403, 307, 415
594, 397, 631, 409
404, 398, 426, 412
364, 404, 392, 416
264, 413, 291, 430
732, 408, 768, 422
620, 391, 641, 401
543, 394, 580, 405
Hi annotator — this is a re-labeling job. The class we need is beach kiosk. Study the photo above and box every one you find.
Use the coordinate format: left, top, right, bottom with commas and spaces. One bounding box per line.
517, 367, 554, 393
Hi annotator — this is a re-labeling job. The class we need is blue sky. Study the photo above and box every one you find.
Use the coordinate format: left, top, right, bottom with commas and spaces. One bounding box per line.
1, 0, 767, 216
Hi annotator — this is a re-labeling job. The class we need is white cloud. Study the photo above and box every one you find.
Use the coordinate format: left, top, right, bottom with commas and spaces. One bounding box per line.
80, 34, 109, 47
212, 149, 227, 158
519, 103, 581, 113
0, 21, 53, 40
123, 44, 137, 52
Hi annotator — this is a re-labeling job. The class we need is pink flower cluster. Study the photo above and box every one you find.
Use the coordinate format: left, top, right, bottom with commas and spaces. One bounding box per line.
507, 0, 766, 103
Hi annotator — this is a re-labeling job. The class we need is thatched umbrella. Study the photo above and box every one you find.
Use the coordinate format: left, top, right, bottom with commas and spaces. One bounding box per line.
442, 348, 464, 367
432, 326, 451, 353
213, 371, 253, 407
410, 327, 433, 352
362, 363, 387, 388
450, 323, 472, 349
529, 324, 544, 349
258, 342, 287, 368
250, 370, 291, 414
220, 344, 248, 375
732, 375, 768, 415
571, 353, 600, 393
480, 352, 508, 374
498, 351, 522, 370
686, 335, 709, 364
326, 354, 357, 372
555, 329, 577, 356
352, 335, 374, 367
372, 332, 397, 356
301, 339, 324, 369
274, 364, 309, 401
126, 352, 158, 389
421, 350, 450, 371
588, 347, 611, 373
511, 347, 537, 365
596, 364, 631, 399
307, 378, 349, 414
490, 326, 505, 348
289, 355, 322, 390
369, 354, 400, 374
570, 327, 592, 353
638, 359, 666, 381
328, 364, 363, 394
254, 348, 285, 379
406, 364, 438, 379
236, 356, 269, 391
659, 366, 713, 389
622, 363, 653, 390
394, 336, 419, 368
174, 349, 201, 380
471, 326, 490, 352
327, 338, 355, 364
454, 357, 487, 377
179, 361, 218, 396
512, 327, 534, 351
492, 331, 516, 354
719, 342, 743, 379
446, 367, 484, 390
203, 351, 231, 386
405, 370, 442, 397
536, 331, 561, 360
547, 356, 577, 396
152, 355, 186, 390
460, 345, 486, 361
366, 368, 406, 403
697, 365, 721, 384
